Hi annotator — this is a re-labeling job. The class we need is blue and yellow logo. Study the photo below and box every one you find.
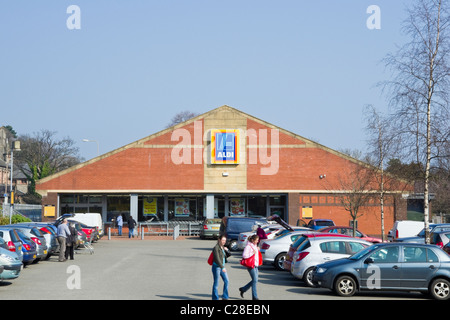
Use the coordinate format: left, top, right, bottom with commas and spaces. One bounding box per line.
211, 129, 240, 164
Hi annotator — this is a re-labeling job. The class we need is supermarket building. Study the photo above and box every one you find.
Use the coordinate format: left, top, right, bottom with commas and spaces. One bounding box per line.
36, 105, 411, 236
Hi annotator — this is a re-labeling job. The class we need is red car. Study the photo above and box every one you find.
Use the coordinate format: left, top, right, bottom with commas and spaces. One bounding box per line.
318, 226, 383, 243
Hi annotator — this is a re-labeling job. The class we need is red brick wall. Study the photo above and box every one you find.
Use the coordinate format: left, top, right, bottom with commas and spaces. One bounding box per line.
37, 147, 203, 191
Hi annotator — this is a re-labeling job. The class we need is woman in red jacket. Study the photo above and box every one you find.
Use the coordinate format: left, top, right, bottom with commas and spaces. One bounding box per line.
239, 234, 262, 300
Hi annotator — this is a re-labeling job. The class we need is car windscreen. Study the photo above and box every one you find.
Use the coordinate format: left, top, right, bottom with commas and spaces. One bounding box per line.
296, 239, 311, 252
31, 227, 43, 237
228, 219, 262, 233
316, 220, 334, 227
16, 230, 31, 241
349, 244, 382, 260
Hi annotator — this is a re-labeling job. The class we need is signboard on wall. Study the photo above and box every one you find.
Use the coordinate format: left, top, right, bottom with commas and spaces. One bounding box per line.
211, 129, 240, 164
230, 198, 245, 216
302, 206, 313, 219
175, 198, 190, 217
143, 197, 157, 216
44, 205, 55, 217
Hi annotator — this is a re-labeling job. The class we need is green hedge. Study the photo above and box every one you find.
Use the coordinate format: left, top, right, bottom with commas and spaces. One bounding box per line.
0, 214, 32, 225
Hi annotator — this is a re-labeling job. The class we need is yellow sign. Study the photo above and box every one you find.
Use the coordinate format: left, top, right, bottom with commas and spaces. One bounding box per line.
302, 206, 313, 219
143, 198, 157, 216
44, 206, 56, 217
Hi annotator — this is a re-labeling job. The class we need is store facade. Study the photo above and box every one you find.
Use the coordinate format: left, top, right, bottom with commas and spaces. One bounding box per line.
36, 106, 411, 235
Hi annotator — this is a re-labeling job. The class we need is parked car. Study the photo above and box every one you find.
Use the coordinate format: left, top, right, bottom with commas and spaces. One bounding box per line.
0, 246, 22, 280
68, 219, 98, 243
0, 226, 23, 261
260, 230, 315, 270
443, 243, 450, 255
199, 218, 222, 239
15, 222, 59, 259
318, 226, 383, 243
387, 220, 424, 242
283, 233, 350, 272
273, 226, 313, 238
14, 230, 38, 264
306, 219, 335, 230
220, 217, 267, 251
312, 242, 450, 300
56, 213, 104, 238
430, 231, 450, 249
69, 221, 89, 248
291, 236, 371, 286
237, 224, 284, 250
10, 226, 48, 262
396, 223, 450, 244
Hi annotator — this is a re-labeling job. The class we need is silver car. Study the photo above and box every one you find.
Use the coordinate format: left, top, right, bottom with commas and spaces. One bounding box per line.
0, 226, 23, 262
0, 246, 22, 280
291, 236, 371, 286
396, 223, 450, 244
260, 230, 315, 270
10, 226, 48, 262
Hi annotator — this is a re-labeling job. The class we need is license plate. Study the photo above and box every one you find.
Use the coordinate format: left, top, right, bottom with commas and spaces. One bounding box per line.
211, 227, 219, 230
44, 250, 47, 254
33, 255, 36, 259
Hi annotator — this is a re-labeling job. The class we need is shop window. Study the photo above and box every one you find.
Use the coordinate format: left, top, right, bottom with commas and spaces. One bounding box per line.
107, 195, 130, 222
247, 196, 266, 217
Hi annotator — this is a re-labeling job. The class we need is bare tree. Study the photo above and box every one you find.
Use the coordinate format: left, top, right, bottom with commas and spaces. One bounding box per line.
166, 111, 199, 128
381, 0, 450, 243
364, 105, 401, 241
15, 130, 83, 202
332, 166, 376, 237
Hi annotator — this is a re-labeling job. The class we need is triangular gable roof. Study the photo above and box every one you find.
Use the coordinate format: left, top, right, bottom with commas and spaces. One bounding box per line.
36, 105, 372, 187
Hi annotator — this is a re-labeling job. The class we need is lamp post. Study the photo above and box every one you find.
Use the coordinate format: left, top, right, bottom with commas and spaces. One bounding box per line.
9, 140, 20, 224
82, 139, 100, 157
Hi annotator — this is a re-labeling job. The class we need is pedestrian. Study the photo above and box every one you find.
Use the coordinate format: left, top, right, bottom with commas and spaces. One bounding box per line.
256, 225, 267, 244
117, 214, 123, 236
239, 234, 262, 300
211, 234, 230, 300
65, 222, 77, 260
127, 215, 137, 238
57, 218, 71, 262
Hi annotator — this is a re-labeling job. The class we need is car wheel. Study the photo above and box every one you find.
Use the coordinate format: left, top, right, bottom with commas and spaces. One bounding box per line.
430, 278, 450, 300
334, 275, 357, 297
303, 267, 316, 287
274, 252, 287, 271
229, 240, 238, 251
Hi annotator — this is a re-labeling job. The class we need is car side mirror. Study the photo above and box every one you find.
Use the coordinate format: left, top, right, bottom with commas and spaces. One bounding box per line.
364, 257, 374, 264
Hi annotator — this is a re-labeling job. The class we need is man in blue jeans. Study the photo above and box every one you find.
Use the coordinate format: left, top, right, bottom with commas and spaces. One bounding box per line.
127, 216, 137, 238
116, 214, 123, 236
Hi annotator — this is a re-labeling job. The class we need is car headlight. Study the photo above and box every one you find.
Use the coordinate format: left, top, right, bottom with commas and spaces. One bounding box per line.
0, 253, 16, 262
316, 267, 327, 274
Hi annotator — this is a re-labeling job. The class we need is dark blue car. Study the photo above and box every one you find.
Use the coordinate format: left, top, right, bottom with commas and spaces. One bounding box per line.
15, 230, 37, 265
312, 243, 450, 300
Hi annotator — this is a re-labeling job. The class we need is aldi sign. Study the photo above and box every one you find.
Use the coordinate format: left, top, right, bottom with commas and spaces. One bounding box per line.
211, 129, 240, 164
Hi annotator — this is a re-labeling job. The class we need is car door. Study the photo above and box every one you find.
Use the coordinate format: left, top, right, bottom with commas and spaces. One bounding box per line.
400, 246, 439, 289
359, 245, 402, 290
319, 240, 348, 263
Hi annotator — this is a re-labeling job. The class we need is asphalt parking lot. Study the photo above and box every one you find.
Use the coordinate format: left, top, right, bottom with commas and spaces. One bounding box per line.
0, 237, 432, 301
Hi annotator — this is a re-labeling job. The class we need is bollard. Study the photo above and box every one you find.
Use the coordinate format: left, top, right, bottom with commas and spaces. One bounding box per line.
173, 225, 179, 240
108, 227, 111, 240
141, 226, 144, 240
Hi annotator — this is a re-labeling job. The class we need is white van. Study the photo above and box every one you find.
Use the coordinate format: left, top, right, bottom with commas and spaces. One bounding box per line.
387, 220, 424, 242
70, 213, 104, 237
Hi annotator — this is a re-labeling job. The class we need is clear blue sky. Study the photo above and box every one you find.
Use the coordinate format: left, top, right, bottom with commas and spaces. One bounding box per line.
1, 0, 410, 161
